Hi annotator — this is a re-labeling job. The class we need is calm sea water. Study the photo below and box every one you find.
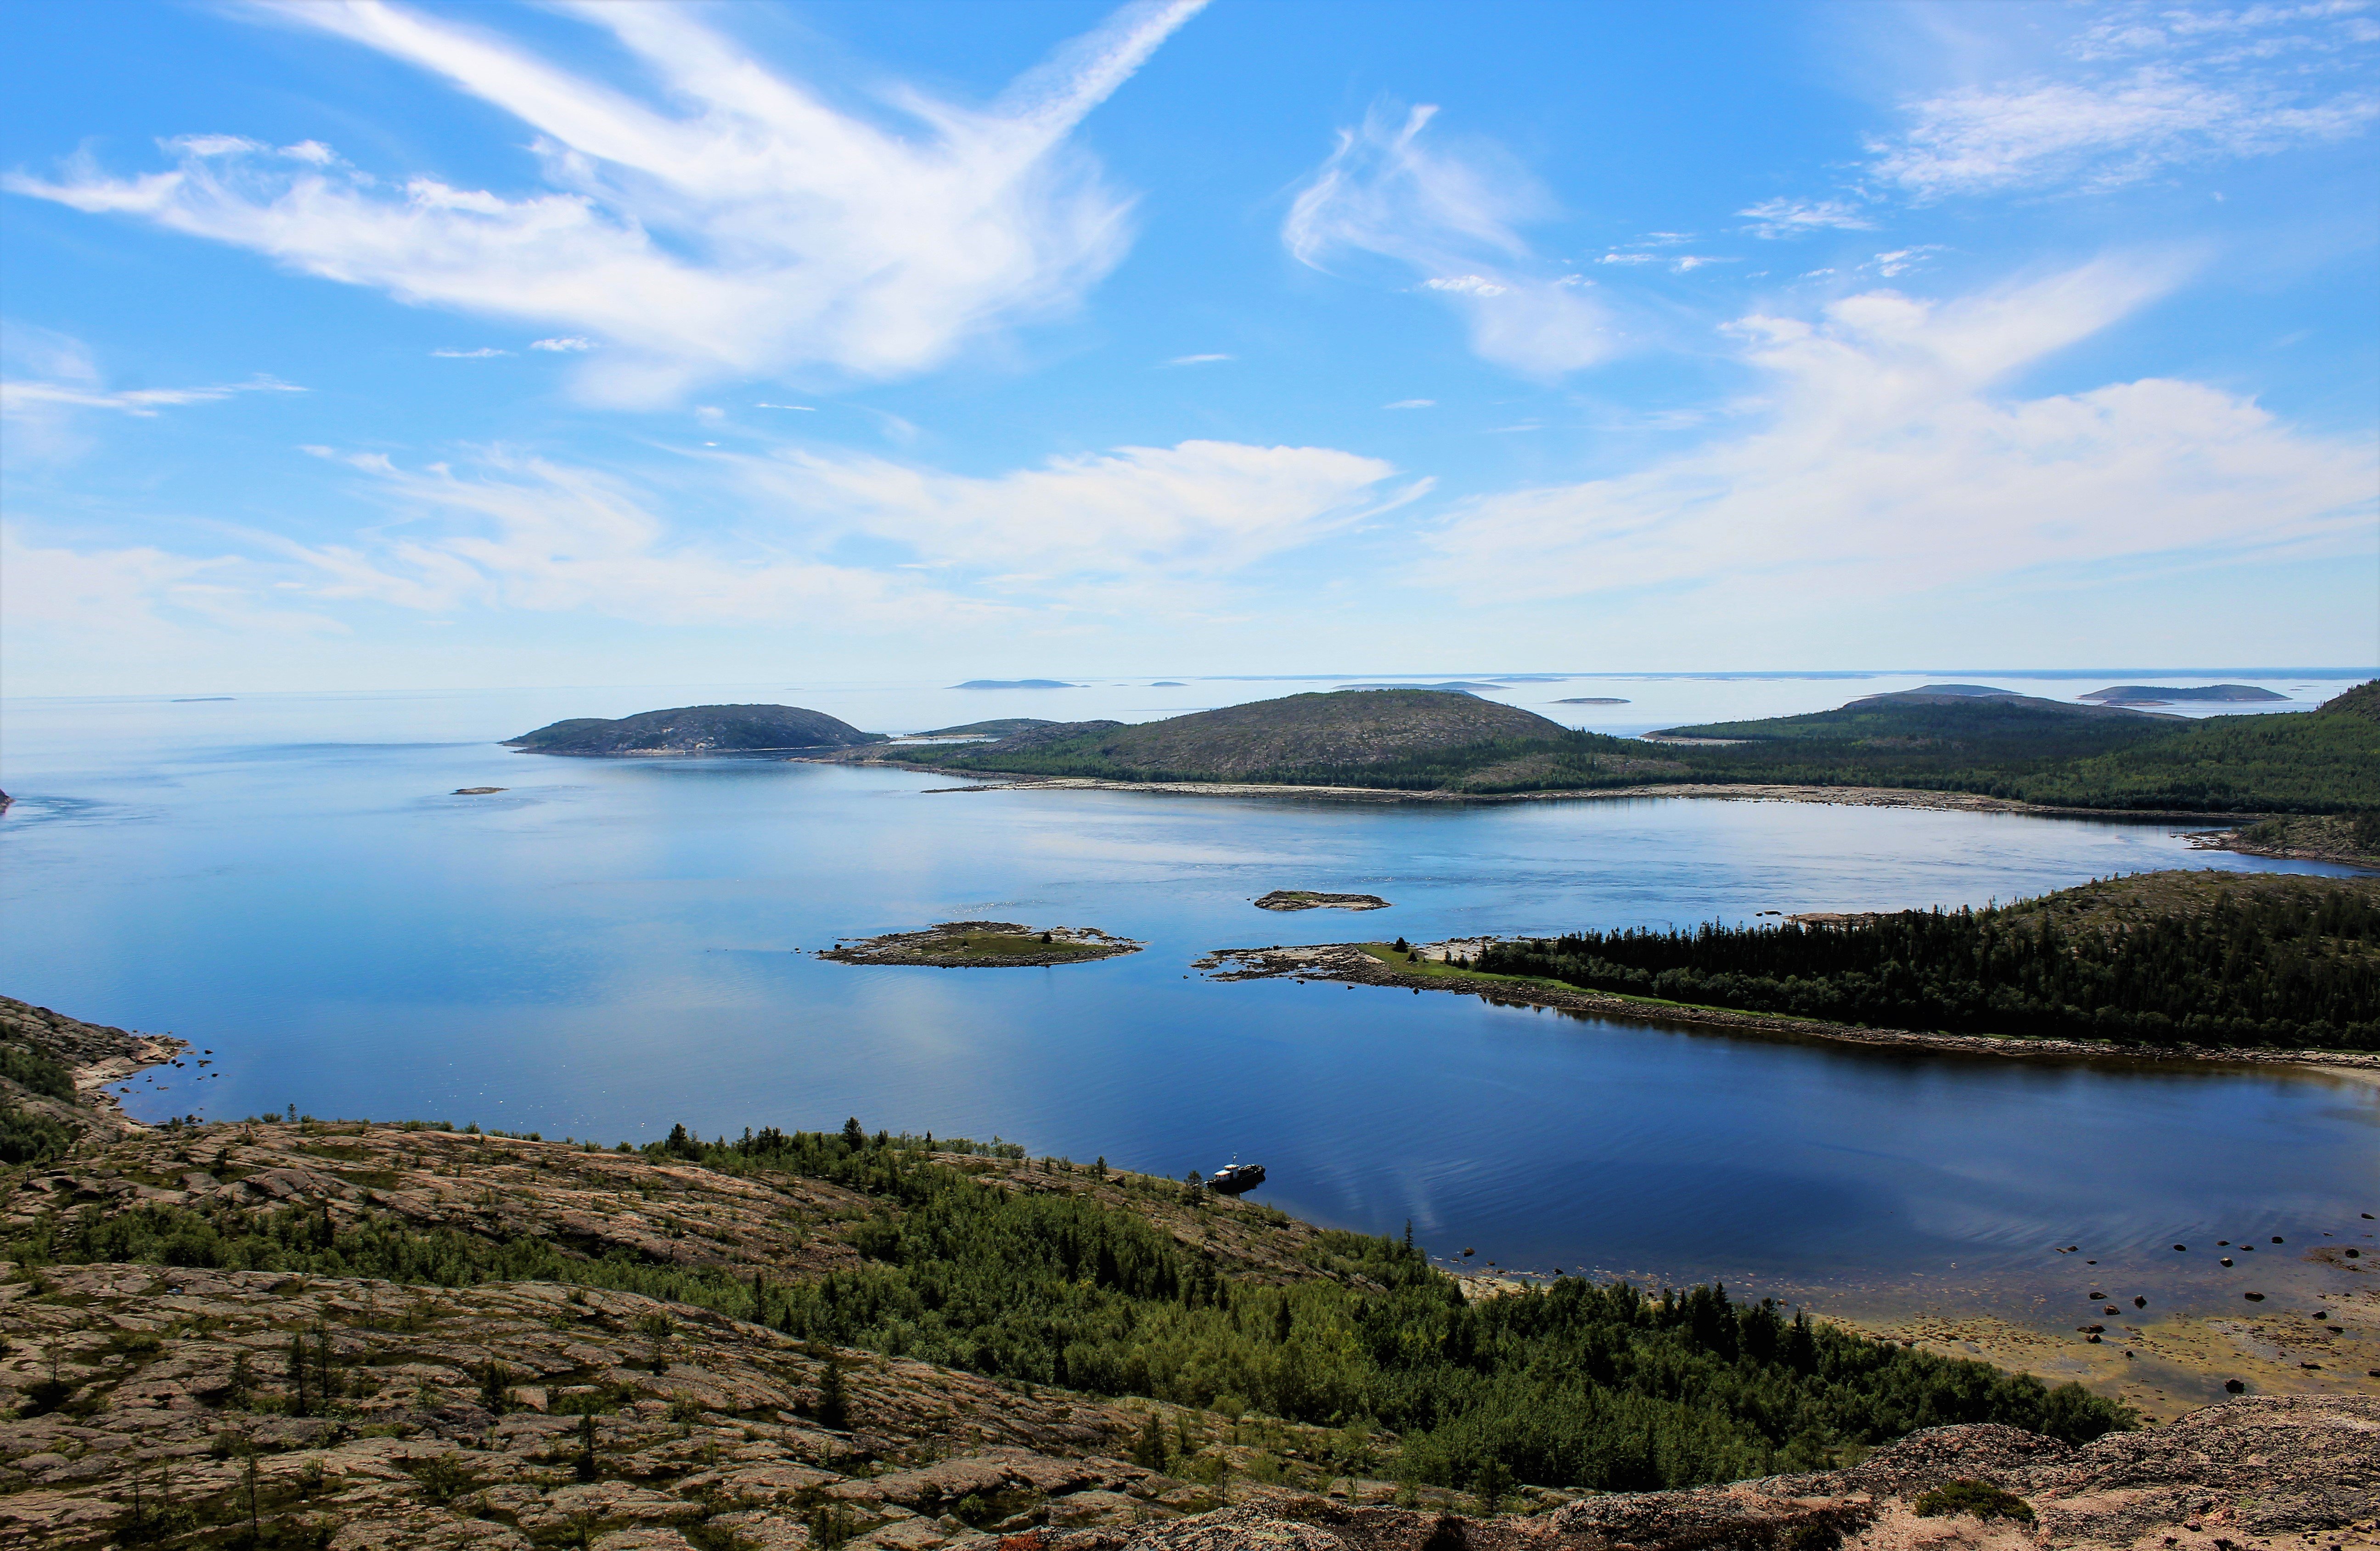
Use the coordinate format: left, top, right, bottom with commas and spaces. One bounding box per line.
3, 679, 2373, 1326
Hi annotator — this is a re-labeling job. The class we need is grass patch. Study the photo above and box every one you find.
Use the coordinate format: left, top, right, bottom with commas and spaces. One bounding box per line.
942, 933, 1106, 959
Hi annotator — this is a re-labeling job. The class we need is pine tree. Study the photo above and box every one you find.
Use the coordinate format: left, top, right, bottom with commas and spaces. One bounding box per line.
817, 1358, 848, 1431
286, 1333, 308, 1416
1134, 1409, 1168, 1472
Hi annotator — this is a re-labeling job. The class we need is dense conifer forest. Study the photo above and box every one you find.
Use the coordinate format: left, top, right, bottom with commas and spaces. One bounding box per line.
1475, 873, 2380, 1049
4, 1123, 2132, 1493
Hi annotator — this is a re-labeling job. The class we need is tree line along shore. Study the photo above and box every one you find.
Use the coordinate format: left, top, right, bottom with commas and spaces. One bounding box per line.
1207, 870, 2380, 1058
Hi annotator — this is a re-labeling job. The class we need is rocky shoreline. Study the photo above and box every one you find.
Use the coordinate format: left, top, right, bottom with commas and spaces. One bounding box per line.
0, 996, 188, 1138
1195, 941, 2380, 1075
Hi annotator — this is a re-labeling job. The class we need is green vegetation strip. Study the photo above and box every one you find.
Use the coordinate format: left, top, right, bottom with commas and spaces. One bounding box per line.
1350, 944, 1826, 1023
0, 1041, 79, 1166
1475, 871, 2380, 1050
944, 934, 1107, 958
8, 1124, 2130, 1493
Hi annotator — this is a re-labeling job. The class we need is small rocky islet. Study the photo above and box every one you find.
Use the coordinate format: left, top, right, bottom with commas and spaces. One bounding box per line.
1252, 891, 1391, 912
821, 922, 1142, 968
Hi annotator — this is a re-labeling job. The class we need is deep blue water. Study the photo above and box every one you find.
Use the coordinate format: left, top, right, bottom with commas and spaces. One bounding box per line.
3, 684, 2374, 1324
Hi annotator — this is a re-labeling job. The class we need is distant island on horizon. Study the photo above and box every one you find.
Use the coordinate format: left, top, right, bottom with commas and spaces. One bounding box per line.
953, 678, 1077, 690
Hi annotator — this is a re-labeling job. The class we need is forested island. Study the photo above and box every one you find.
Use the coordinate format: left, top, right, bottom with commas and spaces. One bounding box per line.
507, 703, 885, 756
861, 682, 2380, 834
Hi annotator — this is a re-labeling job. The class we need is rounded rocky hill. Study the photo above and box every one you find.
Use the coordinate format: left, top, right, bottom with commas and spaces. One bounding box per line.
951, 689, 1575, 781
504, 704, 885, 756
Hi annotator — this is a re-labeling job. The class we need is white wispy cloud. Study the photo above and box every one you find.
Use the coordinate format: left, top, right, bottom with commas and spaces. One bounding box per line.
1283, 104, 1611, 376
1863, 3, 2377, 202
1599, 251, 1733, 274
431, 347, 511, 359
29, 433, 1419, 641
5, 0, 1206, 405
1384, 399, 1435, 409
730, 439, 1422, 585
1874, 69, 2375, 196
1870, 246, 1943, 278
1164, 353, 1233, 365
1, 325, 304, 459
1, 376, 304, 413
529, 337, 596, 353
1738, 197, 1874, 238
0, 525, 344, 646
255, 448, 986, 625
1421, 257, 2374, 606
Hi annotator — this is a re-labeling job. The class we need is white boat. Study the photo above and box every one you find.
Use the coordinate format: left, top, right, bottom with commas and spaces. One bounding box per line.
1209, 1161, 1266, 1194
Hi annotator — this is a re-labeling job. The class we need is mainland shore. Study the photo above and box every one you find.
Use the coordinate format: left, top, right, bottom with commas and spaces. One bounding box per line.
822, 752, 2266, 822
1195, 940, 2380, 1076
804, 754, 2380, 869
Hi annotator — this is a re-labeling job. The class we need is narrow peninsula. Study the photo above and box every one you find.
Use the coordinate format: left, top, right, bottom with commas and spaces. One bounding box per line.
1202, 870, 2380, 1070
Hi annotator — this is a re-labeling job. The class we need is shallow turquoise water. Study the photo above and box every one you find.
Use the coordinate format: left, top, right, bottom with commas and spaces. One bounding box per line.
2, 686, 2373, 1323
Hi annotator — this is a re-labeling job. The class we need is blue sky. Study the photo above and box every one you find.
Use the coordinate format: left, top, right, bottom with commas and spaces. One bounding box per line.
3, 0, 2375, 695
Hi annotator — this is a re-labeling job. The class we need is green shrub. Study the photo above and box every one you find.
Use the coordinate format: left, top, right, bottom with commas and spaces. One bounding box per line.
409, 1453, 472, 1506
0, 1044, 75, 1101
0, 1104, 73, 1167
1913, 1479, 2035, 1523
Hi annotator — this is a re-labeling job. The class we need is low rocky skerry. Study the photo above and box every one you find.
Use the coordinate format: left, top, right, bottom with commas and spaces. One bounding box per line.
823, 922, 1142, 967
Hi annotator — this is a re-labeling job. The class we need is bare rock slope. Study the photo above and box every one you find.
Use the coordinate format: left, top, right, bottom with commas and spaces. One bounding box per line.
0, 1114, 2371, 1550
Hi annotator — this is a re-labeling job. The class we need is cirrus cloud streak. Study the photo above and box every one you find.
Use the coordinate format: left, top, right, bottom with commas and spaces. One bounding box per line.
5, 0, 1205, 405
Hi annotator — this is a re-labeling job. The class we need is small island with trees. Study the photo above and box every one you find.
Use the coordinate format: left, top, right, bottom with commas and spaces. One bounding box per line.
506, 703, 886, 756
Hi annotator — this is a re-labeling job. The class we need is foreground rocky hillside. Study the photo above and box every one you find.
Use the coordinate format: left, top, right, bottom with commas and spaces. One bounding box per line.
0, 1000, 2371, 1549
0, 1246, 2366, 1551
